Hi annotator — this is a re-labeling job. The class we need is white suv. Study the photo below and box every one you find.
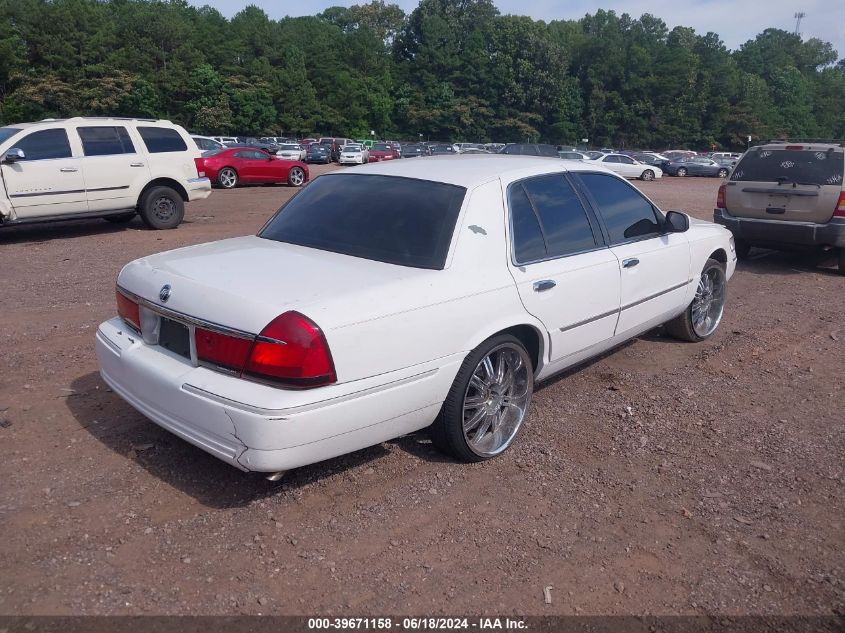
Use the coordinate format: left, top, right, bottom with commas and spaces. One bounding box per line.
0, 117, 212, 230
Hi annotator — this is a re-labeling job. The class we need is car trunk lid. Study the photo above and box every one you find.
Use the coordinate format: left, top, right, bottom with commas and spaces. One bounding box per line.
725, 147, 844, 223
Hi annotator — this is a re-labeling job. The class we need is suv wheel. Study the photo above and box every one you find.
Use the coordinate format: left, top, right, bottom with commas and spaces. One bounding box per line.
139, 186, 184, 230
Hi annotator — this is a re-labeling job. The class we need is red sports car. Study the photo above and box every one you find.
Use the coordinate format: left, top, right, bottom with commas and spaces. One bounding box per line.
368, 142, 400, 162
197, 148, 309, 189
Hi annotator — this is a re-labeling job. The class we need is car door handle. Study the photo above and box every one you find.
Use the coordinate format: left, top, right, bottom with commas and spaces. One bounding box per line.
130, 162, 145, 167
622, 258, 640, 268
59, 167, 78, 172
533, 280, 556, 292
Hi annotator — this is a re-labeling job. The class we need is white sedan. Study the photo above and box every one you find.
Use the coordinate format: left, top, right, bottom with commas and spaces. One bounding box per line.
275, 143, 306, 161
96, 156, 735, 475
593, 153, 663, 181
339, 143, 369, 165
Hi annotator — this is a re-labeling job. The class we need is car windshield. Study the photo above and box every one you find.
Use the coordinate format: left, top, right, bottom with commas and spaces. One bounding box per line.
280, 144, 300, 150
310, 146, 326, 152
0, 127, 23, 145
259, 174, 466, 270
373, 144, 391, 151
344, 145, 362, 152
731, 149, 844, 186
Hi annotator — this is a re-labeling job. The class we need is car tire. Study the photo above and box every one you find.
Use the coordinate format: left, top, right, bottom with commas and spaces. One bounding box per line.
641, 169, 655, 181
429, 334, 534, 463
676, 167, 688, 177
138, 186, 184, 230
104, 212, 135, 224
217, 167, 238, 189
665, 258, 727, 342
734, 238, 751, 260
288, 166, 305, 187
718, 168, 729, 178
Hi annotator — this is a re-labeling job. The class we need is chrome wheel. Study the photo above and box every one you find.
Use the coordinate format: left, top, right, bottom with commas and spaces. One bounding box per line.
218, 168, 237, 189
152, 196, 175, 222
718, 168, 728, 178
691, 265, 726, 338
288, 167, 305, 187
462, 343, 532, 457
642, 170, 655, 181
677, 167, 687, 177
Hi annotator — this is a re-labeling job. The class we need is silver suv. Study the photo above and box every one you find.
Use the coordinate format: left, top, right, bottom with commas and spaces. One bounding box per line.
714, 141, 845, 274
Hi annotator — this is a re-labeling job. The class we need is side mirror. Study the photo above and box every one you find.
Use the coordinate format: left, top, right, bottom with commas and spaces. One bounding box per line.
665, 210, 689, 233
3, 148, 25, 163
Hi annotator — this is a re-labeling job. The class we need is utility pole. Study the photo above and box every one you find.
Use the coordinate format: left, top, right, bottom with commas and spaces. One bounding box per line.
793, 12, 806, 36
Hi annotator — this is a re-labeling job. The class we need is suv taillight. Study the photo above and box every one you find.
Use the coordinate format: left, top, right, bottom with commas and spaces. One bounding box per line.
835, 192, 845, 218
716, 184, 726, 209
194, 157, 206, 178
116, 291, 141, 332
244, 312, 336, 388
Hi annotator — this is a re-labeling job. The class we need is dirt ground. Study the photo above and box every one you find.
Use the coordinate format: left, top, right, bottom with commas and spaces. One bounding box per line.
0, 164, 843, 617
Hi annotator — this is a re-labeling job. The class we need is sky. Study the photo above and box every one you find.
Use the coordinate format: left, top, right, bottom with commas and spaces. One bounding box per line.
187, 0, 845, 58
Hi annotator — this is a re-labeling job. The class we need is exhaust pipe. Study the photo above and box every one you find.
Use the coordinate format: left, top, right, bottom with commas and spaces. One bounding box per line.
265, 471, 286, 482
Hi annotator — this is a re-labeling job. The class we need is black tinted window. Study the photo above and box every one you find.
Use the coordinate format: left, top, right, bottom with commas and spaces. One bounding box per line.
579, 173, 662, 243
78, 126, 135, 156
16, 129, 72, 160
509, 184, 547, 263
137, 127, 187, 153
260, 174, 465, 270
731, 149, 844, 186
0, 127, 22, 145
523, 175, 596, 258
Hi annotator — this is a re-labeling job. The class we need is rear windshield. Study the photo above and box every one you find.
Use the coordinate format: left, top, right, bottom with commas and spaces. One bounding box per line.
731, 149, 844, 186
259, 174, 466, 269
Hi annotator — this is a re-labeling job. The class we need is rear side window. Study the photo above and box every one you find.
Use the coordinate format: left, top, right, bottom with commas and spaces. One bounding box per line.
15, 129, 72, 161
731, 149, 844, 186
78, 126, 135, 156
137, 127, 188, 153
510, 185, 547, 263
260, 174, 466, 270
578, 173, 662, 244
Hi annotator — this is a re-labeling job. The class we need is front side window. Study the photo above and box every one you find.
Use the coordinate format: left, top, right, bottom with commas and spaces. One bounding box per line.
578, 173, 663, 244
509, 174, 598, 263
78, 126, 135, 156
15, 129, 72, 161
137, 126, 187, 153
260, 174, 466, 270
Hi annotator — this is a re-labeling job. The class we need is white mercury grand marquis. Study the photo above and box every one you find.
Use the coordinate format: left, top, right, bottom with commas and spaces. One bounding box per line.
96, 156, 737, 475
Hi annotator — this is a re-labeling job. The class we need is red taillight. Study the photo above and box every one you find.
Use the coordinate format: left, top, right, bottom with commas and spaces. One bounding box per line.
243, 312, 336, 388
716, 184, 726, 209
195, 328, 253, 372
194, 157, 206, 178
835, 192, 845, 218
116, 291, 141, 331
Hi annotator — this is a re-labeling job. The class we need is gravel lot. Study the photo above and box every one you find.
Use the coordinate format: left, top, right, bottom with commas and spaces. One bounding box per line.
0, 163, 843, 616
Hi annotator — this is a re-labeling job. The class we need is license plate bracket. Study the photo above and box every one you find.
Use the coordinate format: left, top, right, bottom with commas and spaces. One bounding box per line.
158, 318, 191, 360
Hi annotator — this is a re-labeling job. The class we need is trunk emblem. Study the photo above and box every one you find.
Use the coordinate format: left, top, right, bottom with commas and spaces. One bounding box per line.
159, 284, 172, 303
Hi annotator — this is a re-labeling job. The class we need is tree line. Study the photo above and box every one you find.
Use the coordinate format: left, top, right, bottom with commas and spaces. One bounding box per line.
1, 0, 843, 150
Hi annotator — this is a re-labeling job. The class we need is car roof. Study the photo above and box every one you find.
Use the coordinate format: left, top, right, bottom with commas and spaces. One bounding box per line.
338, 155, 614, 188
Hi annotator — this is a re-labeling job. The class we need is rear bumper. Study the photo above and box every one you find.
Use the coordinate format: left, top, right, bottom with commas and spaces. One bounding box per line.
186, 177, 212, 201
95, 317, 456, 472
713, 208, 845, 248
